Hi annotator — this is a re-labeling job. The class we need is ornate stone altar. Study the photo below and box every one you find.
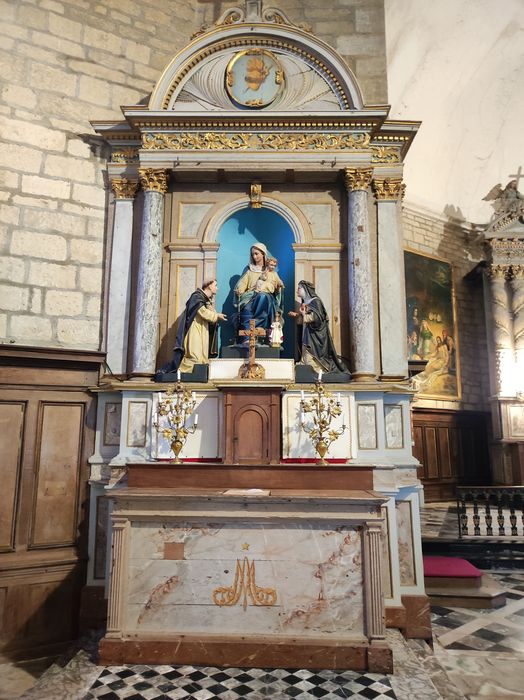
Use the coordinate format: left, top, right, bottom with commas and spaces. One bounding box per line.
87, 1, 430, 672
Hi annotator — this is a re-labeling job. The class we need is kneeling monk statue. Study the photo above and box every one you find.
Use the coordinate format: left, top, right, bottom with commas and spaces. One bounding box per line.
156, 279, 227, 378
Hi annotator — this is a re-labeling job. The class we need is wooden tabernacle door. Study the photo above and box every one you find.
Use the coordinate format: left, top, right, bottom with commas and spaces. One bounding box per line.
223, 387, 281, 465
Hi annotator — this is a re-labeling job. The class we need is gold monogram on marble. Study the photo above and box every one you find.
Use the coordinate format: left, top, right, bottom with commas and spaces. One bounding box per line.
212, 557, 277, 611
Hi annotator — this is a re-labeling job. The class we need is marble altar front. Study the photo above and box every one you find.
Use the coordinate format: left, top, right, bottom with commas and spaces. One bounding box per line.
99, 488, 391, 672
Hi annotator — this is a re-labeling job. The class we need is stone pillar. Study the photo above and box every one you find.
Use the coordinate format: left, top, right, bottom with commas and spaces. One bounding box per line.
105, 516, 129, 638
373, 178, 408, 381
363, 521, 386, 641
131, 168, 169, 377
511, 265, 524, 393
106, 178, 139, 376
487, 264, 514, 395
344, 168, 377, 381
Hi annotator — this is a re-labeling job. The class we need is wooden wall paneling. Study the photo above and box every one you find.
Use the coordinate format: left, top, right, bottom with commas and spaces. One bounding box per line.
424, 427, 439, 480
30, 402, 84, 549
412, 424, 424, 479
413, 409, 492, 500
0, 402, 25, 552
438, 427, 452, 479
0, 346, 103, 656
1, 564, 83, 653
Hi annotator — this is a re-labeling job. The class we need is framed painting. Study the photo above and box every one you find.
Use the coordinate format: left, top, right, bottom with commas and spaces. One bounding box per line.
404, 250, 460, 400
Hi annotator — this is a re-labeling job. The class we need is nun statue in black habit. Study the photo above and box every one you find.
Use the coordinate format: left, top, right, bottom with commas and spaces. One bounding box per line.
289, 280, 348, 374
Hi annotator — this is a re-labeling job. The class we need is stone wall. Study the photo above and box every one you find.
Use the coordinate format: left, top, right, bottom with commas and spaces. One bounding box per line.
0, 0, 387, 351
402, 205, 490, 411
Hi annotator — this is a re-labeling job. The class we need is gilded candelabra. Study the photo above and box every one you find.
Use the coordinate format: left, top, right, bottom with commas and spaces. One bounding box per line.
300, 381, 346, 465
154, 382, 198, 463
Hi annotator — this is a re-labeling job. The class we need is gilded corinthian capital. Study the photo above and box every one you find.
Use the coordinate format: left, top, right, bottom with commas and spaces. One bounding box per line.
138, 168, 169, 194
512, 264, 524, 280
488, 263, 510, 280
343, 167, 373, 192
111, 178, 139, 200
373, 178, 405, 201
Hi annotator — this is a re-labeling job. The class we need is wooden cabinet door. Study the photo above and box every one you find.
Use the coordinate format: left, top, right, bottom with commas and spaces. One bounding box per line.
224, 388, 281, 464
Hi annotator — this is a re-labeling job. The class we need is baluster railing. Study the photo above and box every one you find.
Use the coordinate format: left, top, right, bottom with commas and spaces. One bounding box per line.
456, 487, 524, 539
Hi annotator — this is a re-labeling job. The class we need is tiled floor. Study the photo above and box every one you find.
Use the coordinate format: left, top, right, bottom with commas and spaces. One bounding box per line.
3, 502, 524, 699
2, 573, 524, 699
84, 666, 396, 699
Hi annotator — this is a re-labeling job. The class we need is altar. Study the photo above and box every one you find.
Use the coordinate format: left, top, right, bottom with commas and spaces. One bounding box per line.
86, 1, 430, 675
99, 488, 390, 672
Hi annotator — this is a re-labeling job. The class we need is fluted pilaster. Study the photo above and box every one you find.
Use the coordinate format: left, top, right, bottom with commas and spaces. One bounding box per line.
106, 516, 130, 638
131, 168, 169, 376
344, 168, 377, 380
373, 178, 408, 381
487, 264, 514, 395
511, 265, 524, 391
106, 178, 139, 375
363, 522, 386, 641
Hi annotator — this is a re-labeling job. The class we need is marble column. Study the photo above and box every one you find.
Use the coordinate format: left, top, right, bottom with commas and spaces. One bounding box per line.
363, 521, 386, 641
131, 168, 168, 377
344, 168, 377, 380
106, 178, 138, 376
373, 179, 408, 381
487, 264, 514, 395
106, 516, 129, 638
511, 265, 524, 392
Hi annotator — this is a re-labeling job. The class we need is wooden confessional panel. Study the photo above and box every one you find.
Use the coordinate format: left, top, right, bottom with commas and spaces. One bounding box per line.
0, 347, 102, 656
412, 408, 491, 501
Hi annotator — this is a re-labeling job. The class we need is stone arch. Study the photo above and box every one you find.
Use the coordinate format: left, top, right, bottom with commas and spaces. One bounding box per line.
149, 22, 365, 111
204, 195, 306, 245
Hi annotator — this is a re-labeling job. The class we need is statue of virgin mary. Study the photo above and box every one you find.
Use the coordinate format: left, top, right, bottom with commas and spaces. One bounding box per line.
234, 242, 283, 344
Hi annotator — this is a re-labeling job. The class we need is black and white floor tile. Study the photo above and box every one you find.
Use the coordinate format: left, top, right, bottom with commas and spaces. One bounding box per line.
83, 665, 397, 700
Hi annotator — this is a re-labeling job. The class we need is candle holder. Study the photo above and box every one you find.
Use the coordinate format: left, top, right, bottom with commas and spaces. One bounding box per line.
154, 382, 198, 463
300, 381, 346, 465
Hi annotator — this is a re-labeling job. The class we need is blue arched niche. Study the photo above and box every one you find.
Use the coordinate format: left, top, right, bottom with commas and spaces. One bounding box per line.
216, 206, 295, 357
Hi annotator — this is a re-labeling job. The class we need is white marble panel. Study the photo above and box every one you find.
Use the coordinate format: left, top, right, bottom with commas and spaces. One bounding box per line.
176, 265, 198, 319
509, 405, 524, 437
127, 401, 148, 447
300, 203, 333, 239
396, 500, 416, 587
384, 405, 404, 449
103, 402, 121, 447
313, 266, 334, 328
282, 392, 351, 460
124, 520, 364, 638
209, 358, 294, 381
178, 203, 213, 238
357, 404, 377, 449
152, 393, 221, 460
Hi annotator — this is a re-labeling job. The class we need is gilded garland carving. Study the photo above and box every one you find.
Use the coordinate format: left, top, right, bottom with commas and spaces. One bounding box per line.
373, 178, 405, 200
142, 131, 370, 152
488, 237, 524, 265
138, 168, 168, 194
343, 167, 373, 192
371, 146, 401, 163
111, 178, 138, 200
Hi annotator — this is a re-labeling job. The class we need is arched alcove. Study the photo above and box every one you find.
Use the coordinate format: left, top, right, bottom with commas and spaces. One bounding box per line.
216, 206, 295, 357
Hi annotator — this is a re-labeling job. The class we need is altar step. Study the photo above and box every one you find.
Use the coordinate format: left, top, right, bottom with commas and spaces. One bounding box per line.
423, 556, 506, 609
